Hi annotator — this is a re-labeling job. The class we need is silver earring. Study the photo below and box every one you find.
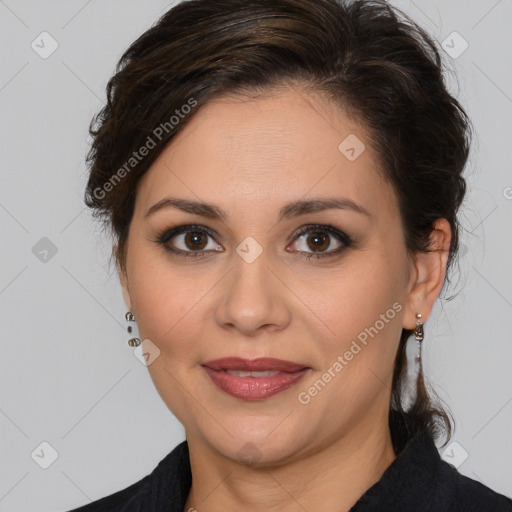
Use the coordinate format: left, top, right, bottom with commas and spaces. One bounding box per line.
413, 313, 424, 370
126, 311, 141, 347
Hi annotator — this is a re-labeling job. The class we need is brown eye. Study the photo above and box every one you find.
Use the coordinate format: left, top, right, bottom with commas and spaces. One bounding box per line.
183, 231, 208, 251
288, 224, 352, 260
157, 225, 223, 257
305, 232, 330, 252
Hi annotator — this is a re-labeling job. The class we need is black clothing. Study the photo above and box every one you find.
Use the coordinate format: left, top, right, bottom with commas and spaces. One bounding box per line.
68, 418, 512, 512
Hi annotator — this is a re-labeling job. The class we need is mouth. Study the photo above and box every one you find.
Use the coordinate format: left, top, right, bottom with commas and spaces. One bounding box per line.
202, 357, 312, 400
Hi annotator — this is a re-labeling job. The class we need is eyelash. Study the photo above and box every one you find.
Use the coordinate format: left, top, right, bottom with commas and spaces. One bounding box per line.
154, 223, 352, 261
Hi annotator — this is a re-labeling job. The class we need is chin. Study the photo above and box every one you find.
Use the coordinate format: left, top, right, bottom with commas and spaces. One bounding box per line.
199, 419, 308, 467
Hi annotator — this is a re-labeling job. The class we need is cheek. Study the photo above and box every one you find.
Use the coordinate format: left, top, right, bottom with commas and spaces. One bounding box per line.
126, 247, 200, 355
305, 253, 405, 342
296, 251, 406, 389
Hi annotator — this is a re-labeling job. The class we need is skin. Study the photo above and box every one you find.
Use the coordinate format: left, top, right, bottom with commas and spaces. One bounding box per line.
118, 84, 451, 511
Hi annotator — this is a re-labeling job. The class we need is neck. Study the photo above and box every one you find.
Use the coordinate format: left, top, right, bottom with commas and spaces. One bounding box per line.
183, 417, 397, 512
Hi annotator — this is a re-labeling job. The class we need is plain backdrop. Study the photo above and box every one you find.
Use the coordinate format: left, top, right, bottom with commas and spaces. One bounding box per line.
0, 1, 511, 510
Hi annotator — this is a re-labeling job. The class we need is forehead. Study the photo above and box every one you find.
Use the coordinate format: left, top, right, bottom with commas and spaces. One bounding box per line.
135, 87, 397, 220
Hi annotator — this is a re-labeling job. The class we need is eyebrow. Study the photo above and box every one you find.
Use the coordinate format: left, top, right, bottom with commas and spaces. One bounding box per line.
144, 196, 372, 222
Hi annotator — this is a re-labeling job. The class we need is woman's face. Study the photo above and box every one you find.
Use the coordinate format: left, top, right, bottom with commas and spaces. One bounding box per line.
121, 86, 418, 465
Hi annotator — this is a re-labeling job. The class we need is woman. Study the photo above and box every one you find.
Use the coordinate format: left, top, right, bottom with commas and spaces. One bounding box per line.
68, 0, 512, 510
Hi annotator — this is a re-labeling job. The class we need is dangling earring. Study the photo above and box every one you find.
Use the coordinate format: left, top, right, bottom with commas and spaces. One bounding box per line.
413, 313, 424, 370
125, 311, 141, 347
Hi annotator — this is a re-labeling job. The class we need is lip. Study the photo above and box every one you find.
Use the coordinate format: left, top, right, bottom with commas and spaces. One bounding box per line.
202, 357, 309, 372
202, 357, 311, 401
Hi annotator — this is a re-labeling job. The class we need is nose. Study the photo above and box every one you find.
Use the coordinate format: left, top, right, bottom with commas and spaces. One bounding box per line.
215, 249, 291, 338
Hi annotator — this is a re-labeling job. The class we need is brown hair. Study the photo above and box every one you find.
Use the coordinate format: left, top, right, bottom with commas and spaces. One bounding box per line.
84, 0, 472, 450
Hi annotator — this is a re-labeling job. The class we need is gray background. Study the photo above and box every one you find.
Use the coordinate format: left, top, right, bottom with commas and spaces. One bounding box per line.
0, 1, 511, 510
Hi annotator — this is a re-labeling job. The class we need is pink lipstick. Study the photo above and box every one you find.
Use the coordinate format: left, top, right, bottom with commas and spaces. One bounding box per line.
202, 357, 311, 400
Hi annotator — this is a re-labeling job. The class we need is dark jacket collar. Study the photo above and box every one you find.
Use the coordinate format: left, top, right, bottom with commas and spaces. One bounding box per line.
350, 425, 447, 510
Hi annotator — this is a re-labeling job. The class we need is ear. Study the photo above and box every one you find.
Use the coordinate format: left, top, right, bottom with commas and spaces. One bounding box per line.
402, 218, 451, 330
115, 244, 132, 312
